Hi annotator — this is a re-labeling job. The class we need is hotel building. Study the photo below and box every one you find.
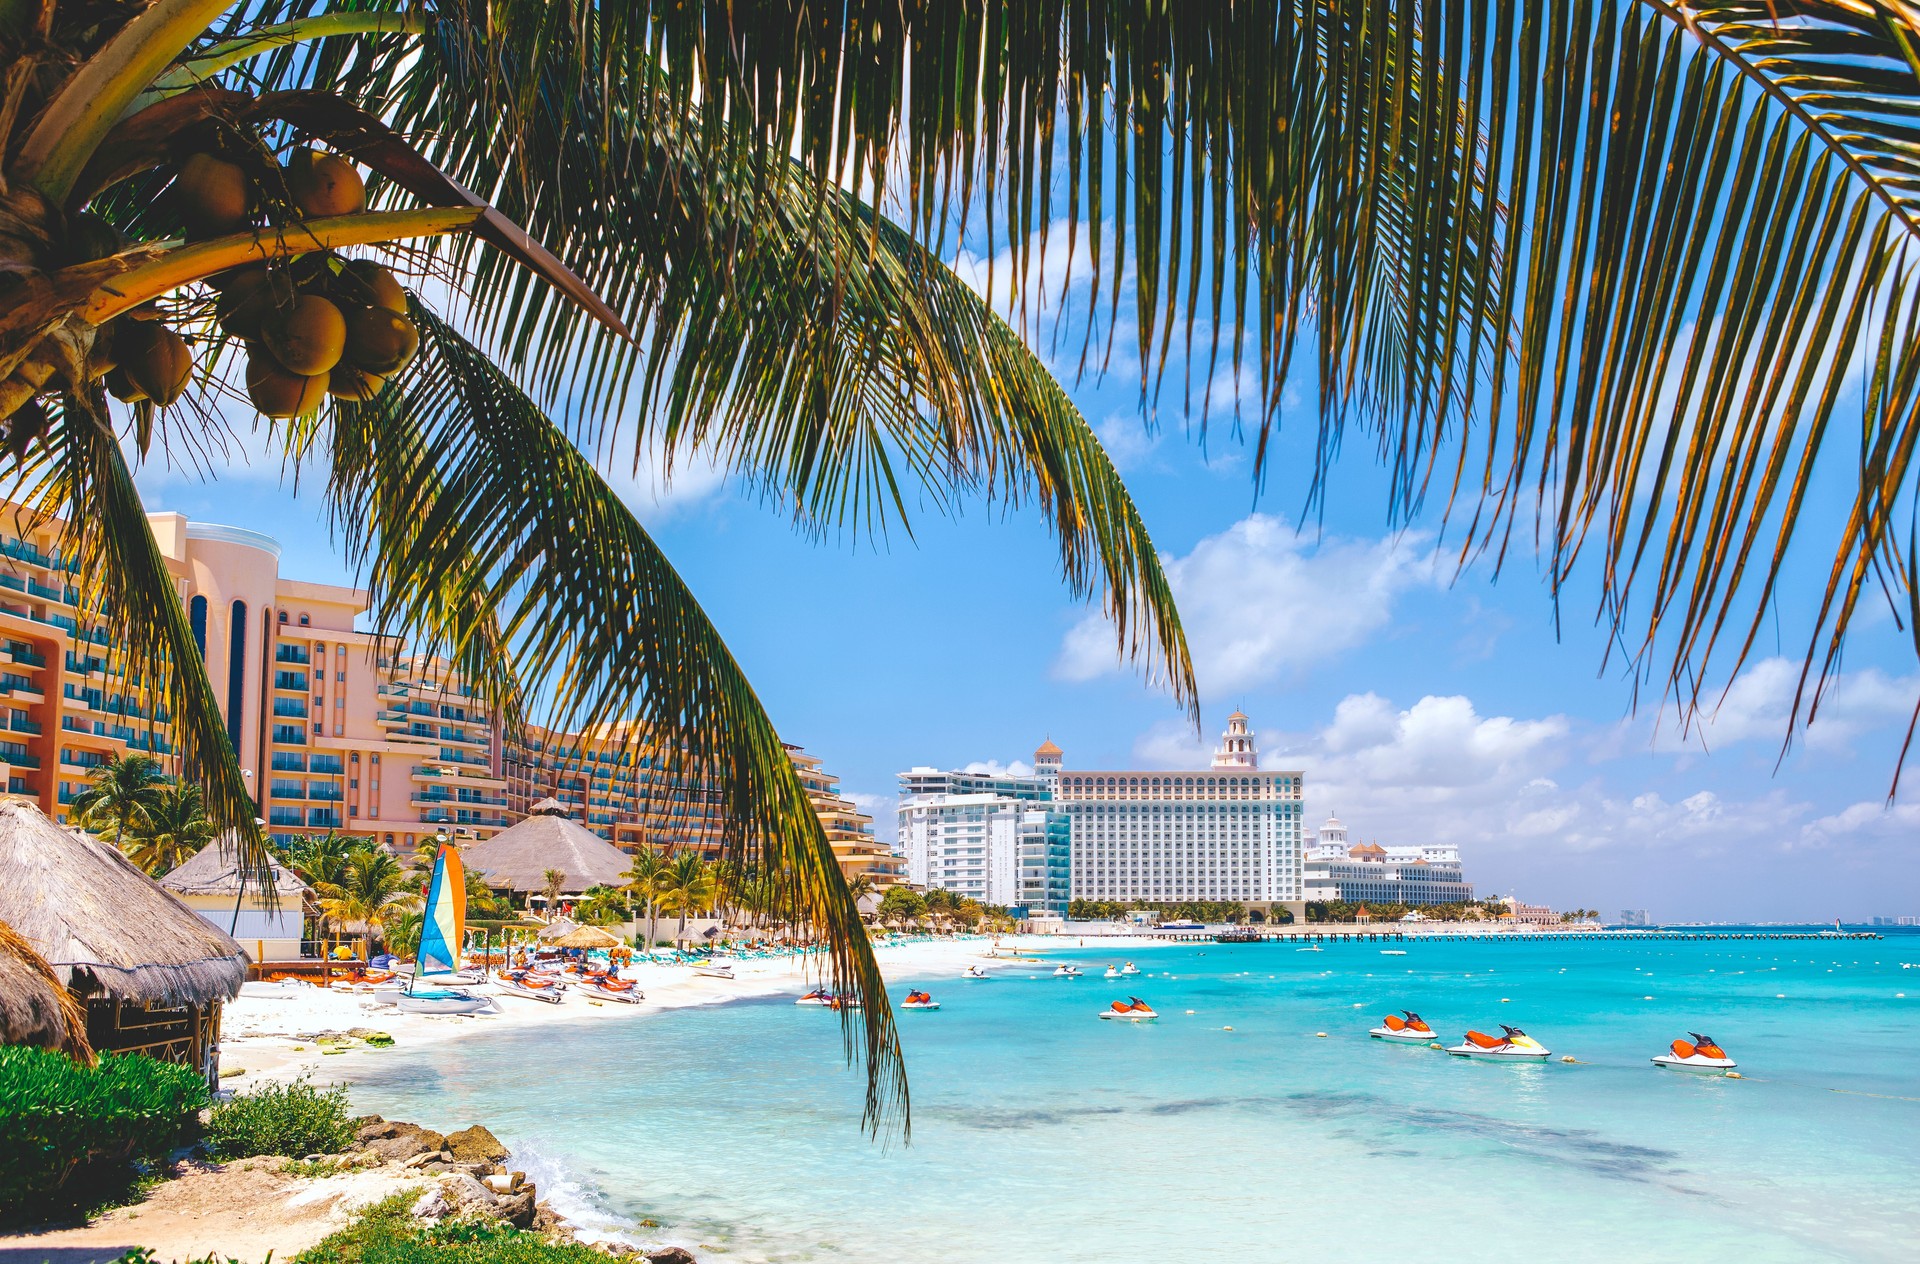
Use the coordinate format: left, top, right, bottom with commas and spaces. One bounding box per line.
1054, 713, 1307, 915
791, 746, 907, 892
896, 760, 1070, 912
1301, 814, 1474, 906
6, 502, 881, 882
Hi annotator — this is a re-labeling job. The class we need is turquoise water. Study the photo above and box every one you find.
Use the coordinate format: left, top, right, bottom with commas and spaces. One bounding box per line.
345, 934, 1920, 1262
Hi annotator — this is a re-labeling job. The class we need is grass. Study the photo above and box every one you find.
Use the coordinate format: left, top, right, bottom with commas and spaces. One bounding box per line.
293, 1194, 635, 1264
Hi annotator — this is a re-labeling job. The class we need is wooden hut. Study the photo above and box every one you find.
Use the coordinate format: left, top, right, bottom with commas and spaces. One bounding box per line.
0, 801, 246, 1084
0, 917, 91, 1060
159, 831, 312, 965
462, 798, 632, 898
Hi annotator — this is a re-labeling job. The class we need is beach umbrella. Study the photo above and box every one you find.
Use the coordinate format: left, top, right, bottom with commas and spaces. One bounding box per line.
550, 924, 622, 950
536, 917, 580, 942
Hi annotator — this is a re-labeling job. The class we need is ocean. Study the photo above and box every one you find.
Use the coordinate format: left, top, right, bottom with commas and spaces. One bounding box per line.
344, 932, 1920, 1262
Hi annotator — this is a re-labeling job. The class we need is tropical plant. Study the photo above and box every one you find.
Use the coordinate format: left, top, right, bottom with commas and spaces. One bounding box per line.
0, 1047, 207, 1223
622, 850, 667, 948
314, 846, 419, 949
877, 888, 928, 928
539, 868, 565, 916
572, 885, 630, 927
66, 753, 167, 845
278, 830, 366, 892
204, 1079, 354, 1160
652, 853, 718, 946
845, 874, 878, 915
0, 0, 1197, 1133
118, 780, 213, 875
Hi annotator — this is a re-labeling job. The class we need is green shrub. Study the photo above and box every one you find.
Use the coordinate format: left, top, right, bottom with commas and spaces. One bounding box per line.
0, 1046, 208, 1225
205, 1078, 354, 1159
295, 1194, 626, 1264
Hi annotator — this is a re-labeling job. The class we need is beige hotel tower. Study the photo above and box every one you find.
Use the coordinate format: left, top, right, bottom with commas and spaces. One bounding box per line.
1052, 712, 1306, 918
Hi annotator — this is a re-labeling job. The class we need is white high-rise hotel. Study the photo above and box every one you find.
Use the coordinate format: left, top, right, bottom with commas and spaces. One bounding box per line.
1054, 713, 1306, 916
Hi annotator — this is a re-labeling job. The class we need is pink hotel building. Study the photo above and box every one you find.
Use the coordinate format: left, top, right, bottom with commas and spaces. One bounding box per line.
0, 504, 737, 854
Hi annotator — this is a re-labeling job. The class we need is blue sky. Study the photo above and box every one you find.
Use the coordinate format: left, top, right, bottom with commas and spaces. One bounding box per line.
131, 236, 1920, 925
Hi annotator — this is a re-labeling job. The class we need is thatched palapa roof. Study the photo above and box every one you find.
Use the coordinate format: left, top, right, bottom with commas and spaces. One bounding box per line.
159, 832, 311, 897
0, 800, 248, 1008
462, 806, 632, 894
0, 917, 91, 1059
551, 924, 623, 949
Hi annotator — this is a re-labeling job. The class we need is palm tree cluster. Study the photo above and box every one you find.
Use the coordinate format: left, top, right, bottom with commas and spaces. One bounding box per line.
68, 752, 212, 876
875, 887, 1000, 933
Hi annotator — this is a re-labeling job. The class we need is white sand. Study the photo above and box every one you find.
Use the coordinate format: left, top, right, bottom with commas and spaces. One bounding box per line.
219, 935, 1097, 1085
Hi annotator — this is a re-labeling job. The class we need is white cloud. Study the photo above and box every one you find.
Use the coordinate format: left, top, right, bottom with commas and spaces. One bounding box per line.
962, 758, 1035, 778
1056, 514, 1443, 697
597, 430, 732, 521
1797, 799, 1920, 849
1644, 657, 1918, 755
845, 791, 900, 844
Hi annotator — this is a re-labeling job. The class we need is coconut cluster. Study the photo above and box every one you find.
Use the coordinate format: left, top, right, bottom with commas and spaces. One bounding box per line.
105, 145, 418, 418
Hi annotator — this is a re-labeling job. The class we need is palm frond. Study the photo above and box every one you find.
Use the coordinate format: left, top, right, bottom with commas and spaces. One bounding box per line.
323, 308, 906, 1132
6, 399, 270, 892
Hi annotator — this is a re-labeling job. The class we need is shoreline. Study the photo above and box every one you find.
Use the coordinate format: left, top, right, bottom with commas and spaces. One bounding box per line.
221, 935, 1099, 1086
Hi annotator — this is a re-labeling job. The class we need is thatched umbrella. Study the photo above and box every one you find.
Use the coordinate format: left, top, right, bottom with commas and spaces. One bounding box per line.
551, 924, 622, 950
0, 917, 91, 1060
0, 800, 246, 1075
461, 801, 632, 894
535, 917, 580, 942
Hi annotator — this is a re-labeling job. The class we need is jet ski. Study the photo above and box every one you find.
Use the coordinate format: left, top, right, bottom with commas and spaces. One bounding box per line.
1369, 1010, 1437, 1042
963, 965, 991, 979
901, 989, 941, 1010
1446, 1024, 1550, 1059
1053, 964, 1083, 978
795, 987, 835, 1007
1652, 1033, 1736, 1072
1098, 997, 1158, 1022
1120, 962, 1141, 975
1104, 965, 1122, 978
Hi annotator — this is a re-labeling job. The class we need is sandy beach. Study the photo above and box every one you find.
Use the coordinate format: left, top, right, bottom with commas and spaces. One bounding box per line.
218, 935, 1082, 1086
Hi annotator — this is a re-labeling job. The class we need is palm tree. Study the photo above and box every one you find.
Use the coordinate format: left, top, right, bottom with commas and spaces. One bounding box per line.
280, 830, 361, 893
67, 753, 167, 845
315, 846, 420, 952
0, 1, 1197, 1130
623, 850, 668, 949
119, 781, 213, 876
653, 853, 718, 947
540, 868, 566, 918
846, 874, 879, 920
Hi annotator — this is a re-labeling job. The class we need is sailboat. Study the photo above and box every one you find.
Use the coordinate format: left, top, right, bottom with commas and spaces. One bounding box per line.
396, 844, 495, 1015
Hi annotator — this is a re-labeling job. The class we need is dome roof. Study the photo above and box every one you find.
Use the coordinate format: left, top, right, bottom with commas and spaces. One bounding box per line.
1034, 738, 1063, 759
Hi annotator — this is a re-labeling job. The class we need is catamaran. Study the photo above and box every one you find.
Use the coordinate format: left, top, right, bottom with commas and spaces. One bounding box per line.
395, 844, 495, 1015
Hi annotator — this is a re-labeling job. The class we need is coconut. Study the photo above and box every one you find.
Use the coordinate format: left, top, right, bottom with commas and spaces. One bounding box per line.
172, 153, 253, 238
284, 148, 365, 217
341, 306, 419, 375
336, 260, 407, 313
327, 363, 386, 401
262, 293, 346, 375
116, 321, 192, 406
104, 365, 145, 403
245, 348, 328, 418
215, 266, 293, 340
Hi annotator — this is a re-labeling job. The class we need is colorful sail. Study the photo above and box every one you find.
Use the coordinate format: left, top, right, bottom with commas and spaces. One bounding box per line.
418, 844, 466, 977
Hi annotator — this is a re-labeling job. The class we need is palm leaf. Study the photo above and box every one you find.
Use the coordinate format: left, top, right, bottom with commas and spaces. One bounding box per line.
322, 308, 906, 1132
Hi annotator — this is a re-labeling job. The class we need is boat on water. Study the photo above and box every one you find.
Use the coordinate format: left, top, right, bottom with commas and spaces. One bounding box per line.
1446, 1024, 1551, 1059
694, 961, 736, 979
901, 989, 941, 1010
795, 987, 838, 1006
394, 844, 495, 1014
1381, 949, 1407, 956
1099, 997, 1157, 1022
1297, 945, 1324, 953
1369, 1011, 1436, 1042
1119, 962, 1141, 975
963, 965, 991, 979
494, 969, 565, 1004
1103, 965, 1121, 978
1652, 1033, 1736, 1072
1052, 964, 1083, 978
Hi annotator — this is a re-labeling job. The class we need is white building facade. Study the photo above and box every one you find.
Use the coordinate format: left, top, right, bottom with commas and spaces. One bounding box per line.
896, 756, 1070, 912
1053, 714, 1306, 914
1302, 814, 1475, 906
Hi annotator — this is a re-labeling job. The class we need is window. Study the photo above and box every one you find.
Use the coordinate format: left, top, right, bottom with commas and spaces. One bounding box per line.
189, 595, 208, 658
278, 610, 288, 623
225, 600, 247, 751
298, 613, 310, 626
